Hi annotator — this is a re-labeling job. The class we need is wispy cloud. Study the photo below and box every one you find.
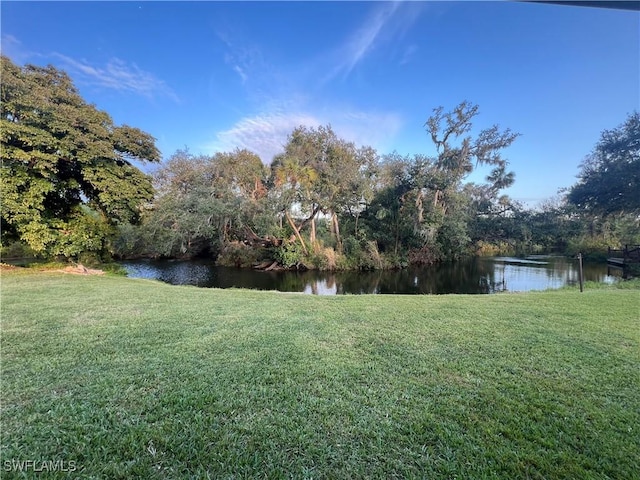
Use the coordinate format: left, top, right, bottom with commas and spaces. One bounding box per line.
208, 111, 321, 163
1, 34, 21, 54
0, 35, 178, 103
206, 105, 403, 164
341, 2, 402, 77
218, 31, 271, 89
53, 54, 180, 103
1, 34, 31, 63
233, 65, 248, 84
205, 3, 418, 163
325, 1, 423, 82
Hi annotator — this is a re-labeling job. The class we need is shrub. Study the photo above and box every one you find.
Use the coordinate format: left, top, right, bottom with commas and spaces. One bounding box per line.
309, 247, 339, 271
216, 241, 263, 268
408, 243, 443, 266
566, 237, 610, 261
0, 241, 37, 260
274, 242, 306, 269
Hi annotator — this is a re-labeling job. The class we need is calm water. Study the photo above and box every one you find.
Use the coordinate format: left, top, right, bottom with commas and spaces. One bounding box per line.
120, 256, 621, 295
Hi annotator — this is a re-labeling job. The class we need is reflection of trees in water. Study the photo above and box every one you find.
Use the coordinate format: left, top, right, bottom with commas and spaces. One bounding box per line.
415, 259, 500, 294
265, 271, 307, 292
335, 270, 386, 295
543, 257, 578, 283
333, 259, 502, 294
121, 257, 617, 294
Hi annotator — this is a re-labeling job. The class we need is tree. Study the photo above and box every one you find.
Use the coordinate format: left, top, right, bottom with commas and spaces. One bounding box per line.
272, 125, 373, 251
0, 55, 160, 258
142, 151, 221, 258
568, 112, 640, 215
362, 153, 418, 257
124, 148, 274, 259
424, 101, 519, 213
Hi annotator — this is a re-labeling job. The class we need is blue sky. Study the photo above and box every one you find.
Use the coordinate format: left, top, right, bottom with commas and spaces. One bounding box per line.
2, 1, 638, 207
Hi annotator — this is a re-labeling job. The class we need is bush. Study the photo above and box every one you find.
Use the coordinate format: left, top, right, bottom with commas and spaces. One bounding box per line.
340, 237, 398, 270
216, 241, 263, 268
566, 237, 610, 261
309, 247, 339, 271
408, 243, 443, 266
273, 242, 306, 269
0, 241, 37, 260
77, 251, 107, 267
474, 241, 511, 257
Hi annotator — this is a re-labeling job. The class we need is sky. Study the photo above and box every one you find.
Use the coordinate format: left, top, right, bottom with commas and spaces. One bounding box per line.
2, 1, 638, 208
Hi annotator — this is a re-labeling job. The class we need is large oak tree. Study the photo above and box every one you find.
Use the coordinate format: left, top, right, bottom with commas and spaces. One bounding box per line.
568, 112, 640, 215
1, 56, 160, 257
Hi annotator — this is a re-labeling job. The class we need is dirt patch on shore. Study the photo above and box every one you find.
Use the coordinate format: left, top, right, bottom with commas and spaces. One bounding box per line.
60, 264, 105, 275
0, 263, 20, 271
1, 262, 105, 275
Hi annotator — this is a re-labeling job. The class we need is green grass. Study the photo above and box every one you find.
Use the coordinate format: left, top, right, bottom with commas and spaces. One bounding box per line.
1, 272, 639, 479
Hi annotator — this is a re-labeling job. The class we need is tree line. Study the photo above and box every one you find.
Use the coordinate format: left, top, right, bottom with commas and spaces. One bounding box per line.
2, 56, 638, 269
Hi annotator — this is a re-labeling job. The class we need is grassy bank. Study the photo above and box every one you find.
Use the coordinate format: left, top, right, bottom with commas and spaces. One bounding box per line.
1, 272, 638, 479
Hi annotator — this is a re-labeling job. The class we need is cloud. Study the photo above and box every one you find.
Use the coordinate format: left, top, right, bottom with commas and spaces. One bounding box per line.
218, 31, 270, 88
1, 34, 21, 53
204, 4, 416, 162
206, 111, 321, 163
1, 34, 31, 63
325, 1, 423, 82
342, 2, 402, 76
206, 106, 403, 164
53, 54, 180, 103
334, 110, 404, 152
233, 65, 248, 84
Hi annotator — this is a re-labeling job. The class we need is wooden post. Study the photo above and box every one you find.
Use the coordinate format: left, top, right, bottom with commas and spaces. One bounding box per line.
578, 253, 584, 293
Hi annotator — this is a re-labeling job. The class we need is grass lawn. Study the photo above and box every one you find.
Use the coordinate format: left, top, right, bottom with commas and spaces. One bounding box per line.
1, 271, 638, 479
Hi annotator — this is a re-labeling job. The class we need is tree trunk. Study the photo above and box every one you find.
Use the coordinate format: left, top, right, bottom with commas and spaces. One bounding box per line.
310, 214, 317, 247
333, 213, 342, 252
286, 211, 308, 255
297, 204, 321, 232
394, 215, 400, 256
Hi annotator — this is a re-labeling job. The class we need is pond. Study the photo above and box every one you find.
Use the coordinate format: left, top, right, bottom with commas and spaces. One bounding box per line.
119, 255, 621, 295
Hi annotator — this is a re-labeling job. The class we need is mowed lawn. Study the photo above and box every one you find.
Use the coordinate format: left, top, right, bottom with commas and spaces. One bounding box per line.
1, 271, 638, 479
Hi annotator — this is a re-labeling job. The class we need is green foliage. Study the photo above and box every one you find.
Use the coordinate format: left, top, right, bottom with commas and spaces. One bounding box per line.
126, 148, 272, 259
308, 245, 339, 271
216, 241, 263, 268
408, 243, 443, 265
565, 237, 611, 261
109, 103, 529, 267
274, 242, 306, 269
0, 56, 159, 258
340, 236, 395, 270
0, 240, 37, 259
568, 111, 640, 215
473, 240, 516, 257
7, 64, 635, 271
357, 102, 519, 264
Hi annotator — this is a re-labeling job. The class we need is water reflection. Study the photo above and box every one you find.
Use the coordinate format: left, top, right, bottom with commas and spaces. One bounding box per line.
121, 255, 620, 295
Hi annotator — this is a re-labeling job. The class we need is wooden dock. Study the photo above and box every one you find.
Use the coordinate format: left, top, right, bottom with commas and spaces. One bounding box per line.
607, 257, 625, 267
607, 245, 640, 266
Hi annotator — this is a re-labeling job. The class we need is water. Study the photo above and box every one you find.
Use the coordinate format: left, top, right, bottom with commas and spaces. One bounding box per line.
120, 255, 621, 295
